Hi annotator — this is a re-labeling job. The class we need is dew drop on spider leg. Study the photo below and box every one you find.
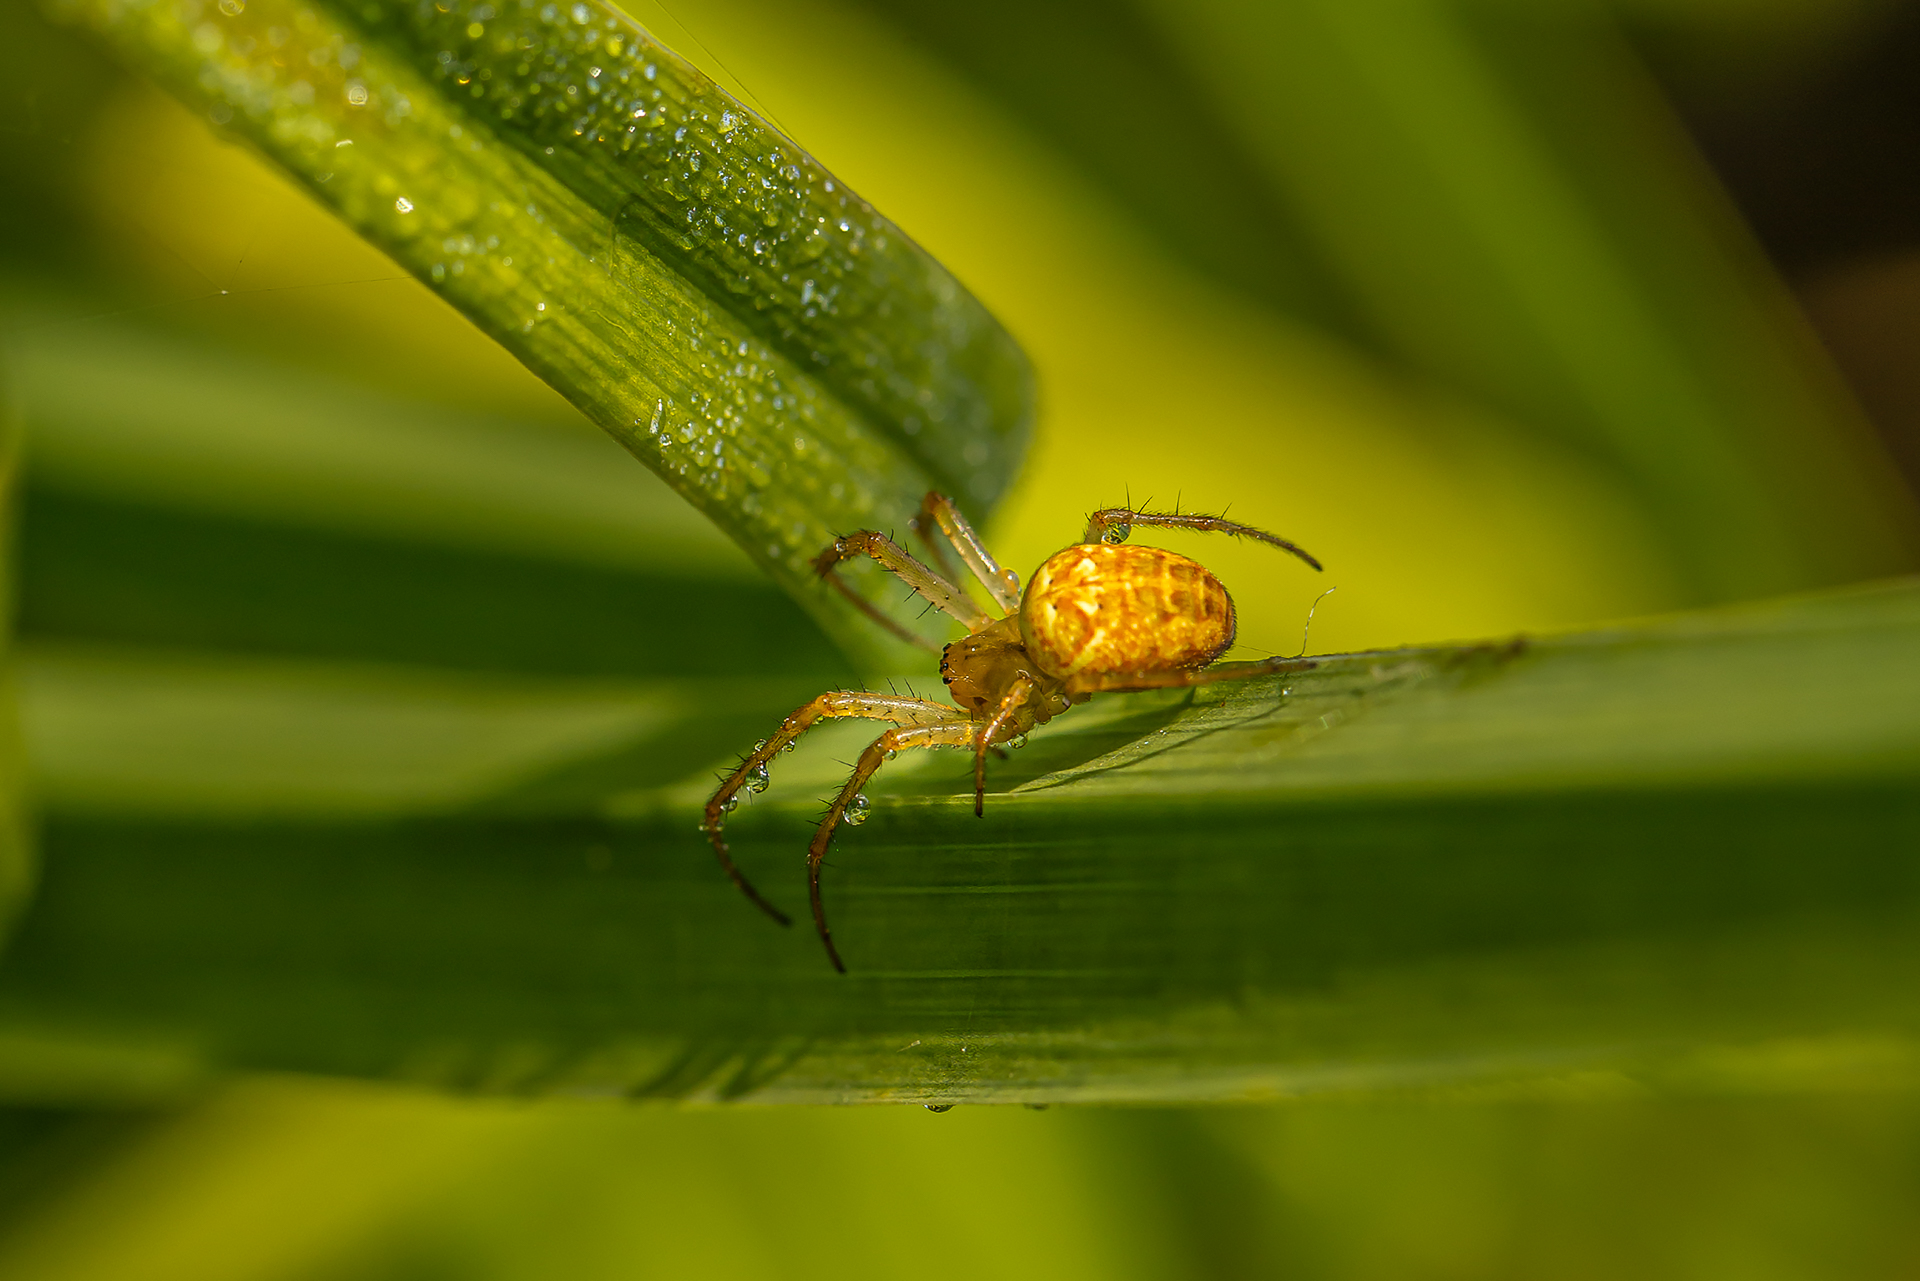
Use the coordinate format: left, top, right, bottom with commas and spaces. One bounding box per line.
780, 741, 798, 754
883, 748, 897, 761
1009, 733, 1029, 750
723, 795, 740, 813
844, 793, 871, 825
744, 763, 771, 793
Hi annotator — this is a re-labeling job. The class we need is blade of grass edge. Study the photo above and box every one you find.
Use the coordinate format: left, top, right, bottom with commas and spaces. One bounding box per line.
44, 0, 1034, 670
0, 580, 1914, 1104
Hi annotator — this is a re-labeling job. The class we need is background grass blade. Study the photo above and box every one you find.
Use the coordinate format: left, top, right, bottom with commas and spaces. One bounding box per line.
839, 0, 1917, 603
1138, 0, 1916, 601
1, 579, 1914, 1104
0, 377, 33, 953
47, 0, 1032, 667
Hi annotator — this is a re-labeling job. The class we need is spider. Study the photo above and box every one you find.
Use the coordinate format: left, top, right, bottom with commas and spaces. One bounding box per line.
702, 492, 1322, 971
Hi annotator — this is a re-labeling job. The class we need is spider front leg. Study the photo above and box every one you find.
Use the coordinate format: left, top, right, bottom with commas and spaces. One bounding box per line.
705, 692, 965, 927
913, 491, 1022, 613
809, 720, 982, 972
813, 529, 988, 646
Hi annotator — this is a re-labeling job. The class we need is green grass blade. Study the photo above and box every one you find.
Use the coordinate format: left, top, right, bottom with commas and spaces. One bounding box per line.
1, 581, 1914, 1104
9, 318, 855, 680
46, 0, 1032, 667
1128, 0, 1917, 599
0, 378, 32, 953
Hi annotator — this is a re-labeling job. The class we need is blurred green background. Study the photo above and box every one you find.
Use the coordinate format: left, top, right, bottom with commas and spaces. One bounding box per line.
4, 0, 1920, 1274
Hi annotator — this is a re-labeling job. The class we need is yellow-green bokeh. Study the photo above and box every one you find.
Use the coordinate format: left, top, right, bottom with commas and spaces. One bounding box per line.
6, 0, 1920, 1275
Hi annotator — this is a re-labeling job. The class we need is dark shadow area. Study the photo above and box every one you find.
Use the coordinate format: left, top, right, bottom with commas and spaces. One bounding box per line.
0, 778, 1915, 1094
1644, 5, 1920, 274
0, 1104, 173, 1233
1632, 1, 1920, 496
18, 485, 853, 680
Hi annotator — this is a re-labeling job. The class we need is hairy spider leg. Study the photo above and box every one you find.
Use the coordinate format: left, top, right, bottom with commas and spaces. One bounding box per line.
704, 691, 967, 926
907, 496, 962, 584
975, 676, 1035, 816
813, 530, 990, 648
914, 491, 1022, 613
1063, 656, 1317, 697
1083, 507, 1323, 573
810, 720, 983, 971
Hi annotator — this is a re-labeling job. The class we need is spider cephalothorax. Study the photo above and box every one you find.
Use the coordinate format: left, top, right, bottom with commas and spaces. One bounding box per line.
702, 493, 1321, 971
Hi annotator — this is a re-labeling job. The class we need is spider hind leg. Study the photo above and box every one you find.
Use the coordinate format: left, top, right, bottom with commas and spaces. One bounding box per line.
1063, 656, 1317, 698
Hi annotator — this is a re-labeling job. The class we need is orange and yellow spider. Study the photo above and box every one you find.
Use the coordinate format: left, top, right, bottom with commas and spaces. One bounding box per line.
703, 492, 1323, 971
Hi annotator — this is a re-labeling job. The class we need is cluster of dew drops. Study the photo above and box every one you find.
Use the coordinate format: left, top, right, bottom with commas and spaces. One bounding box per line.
709, 737, 886, 830
416, 0, 881, 328
396, 0, 1018, 515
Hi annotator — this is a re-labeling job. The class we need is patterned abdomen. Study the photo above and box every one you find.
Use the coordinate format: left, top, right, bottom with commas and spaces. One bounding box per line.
1020, 544, 1236, 679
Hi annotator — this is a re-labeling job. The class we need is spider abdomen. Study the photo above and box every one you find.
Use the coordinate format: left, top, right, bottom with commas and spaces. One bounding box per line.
1020, 544, 1236, 678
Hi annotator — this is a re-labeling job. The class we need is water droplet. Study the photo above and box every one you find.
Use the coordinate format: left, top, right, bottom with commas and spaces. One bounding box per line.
780, 741, 797, 754
346, 81, 369, 106
925, 1103, 953, 1113
1009, 733, 1028, 750
394, 196, 414, 213
844, 794, 870, 826
883, 749, 897, 761
723, 796, 739, 813
744, 764, 771, 794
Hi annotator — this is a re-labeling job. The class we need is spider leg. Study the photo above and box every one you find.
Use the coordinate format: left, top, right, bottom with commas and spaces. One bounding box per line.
809, 720, 981, 972
915, 491, 1022, 613
814, 530, 990, 641
908, 496, 962, 583
974, 675, 1034, 817
705, 692, 966, 926
1082, 507, 1322, 573
1063, 656, 1317, 697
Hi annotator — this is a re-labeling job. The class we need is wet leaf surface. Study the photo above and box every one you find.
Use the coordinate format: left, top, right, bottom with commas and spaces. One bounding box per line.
2, 582, 1915, 1104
